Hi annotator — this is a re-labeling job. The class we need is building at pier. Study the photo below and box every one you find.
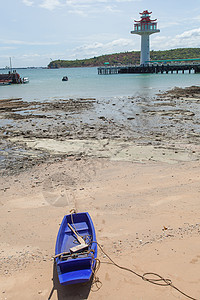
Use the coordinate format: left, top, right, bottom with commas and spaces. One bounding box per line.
131, 10, 160, 65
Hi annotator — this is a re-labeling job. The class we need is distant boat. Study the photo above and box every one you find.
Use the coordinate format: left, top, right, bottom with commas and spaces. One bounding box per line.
0, 71, 22, 84
0, 58, 25, 85
23, 77, 29, 84
55, 212, 97, 285
62, 76, 68, 81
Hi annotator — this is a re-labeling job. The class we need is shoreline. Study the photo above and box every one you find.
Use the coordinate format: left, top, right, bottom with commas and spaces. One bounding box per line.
0, 85, 200, 176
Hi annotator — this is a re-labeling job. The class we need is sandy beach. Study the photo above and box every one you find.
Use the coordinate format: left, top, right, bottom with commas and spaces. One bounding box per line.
0, 86, 200, 299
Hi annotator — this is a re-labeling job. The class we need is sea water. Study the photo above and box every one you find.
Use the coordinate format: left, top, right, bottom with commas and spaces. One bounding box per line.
0, 67, 200, 102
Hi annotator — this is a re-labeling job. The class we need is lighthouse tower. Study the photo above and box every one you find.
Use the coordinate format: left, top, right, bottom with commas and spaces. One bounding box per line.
131, 10, 160, 66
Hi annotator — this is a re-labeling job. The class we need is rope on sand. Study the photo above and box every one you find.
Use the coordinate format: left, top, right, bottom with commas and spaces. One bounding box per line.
94, 241, 198, 300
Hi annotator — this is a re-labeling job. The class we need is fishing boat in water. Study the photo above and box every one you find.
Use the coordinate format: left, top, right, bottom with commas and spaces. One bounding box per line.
55, 212, 97, 285
0, 71, 23, 84
0, 59, 29, 85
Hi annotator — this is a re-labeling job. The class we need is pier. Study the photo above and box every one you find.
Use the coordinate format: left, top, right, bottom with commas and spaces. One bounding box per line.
98, 63, 200, 75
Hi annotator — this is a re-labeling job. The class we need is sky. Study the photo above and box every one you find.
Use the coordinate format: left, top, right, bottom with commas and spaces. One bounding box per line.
1, 0, 200, 67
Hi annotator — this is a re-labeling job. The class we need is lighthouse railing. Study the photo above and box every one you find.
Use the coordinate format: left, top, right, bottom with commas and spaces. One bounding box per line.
134, 22, 158, 32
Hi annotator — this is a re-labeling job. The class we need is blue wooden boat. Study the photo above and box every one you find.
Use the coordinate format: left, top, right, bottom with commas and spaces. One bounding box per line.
55, 212, 97, 285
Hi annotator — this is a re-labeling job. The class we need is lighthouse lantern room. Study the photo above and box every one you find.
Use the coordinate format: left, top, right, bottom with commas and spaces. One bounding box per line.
131, 10, 160, 66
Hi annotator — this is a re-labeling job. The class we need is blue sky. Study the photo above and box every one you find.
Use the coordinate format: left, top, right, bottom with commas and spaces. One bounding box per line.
1, 0, 200, 67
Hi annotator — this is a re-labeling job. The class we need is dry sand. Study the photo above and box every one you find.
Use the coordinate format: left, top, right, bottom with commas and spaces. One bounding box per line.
0, 157, 200, 300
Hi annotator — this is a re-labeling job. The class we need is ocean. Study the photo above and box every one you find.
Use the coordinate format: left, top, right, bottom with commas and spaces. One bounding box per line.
0, 67, 200, 101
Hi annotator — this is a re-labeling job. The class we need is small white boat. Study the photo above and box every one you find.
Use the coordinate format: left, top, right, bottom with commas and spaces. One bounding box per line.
23, 77, 29, 84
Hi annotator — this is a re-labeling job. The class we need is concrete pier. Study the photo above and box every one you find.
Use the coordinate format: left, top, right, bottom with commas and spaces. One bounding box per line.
98, 64, 200, 75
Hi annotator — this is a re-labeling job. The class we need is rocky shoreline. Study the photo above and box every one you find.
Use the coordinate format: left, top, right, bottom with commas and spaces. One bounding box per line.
0, 85, 200, 175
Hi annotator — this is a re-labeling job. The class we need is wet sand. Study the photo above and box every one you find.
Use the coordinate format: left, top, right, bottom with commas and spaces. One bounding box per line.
0, 86, 200, 299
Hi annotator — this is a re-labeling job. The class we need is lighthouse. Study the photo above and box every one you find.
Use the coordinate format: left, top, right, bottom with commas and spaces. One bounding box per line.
131, 10, 160, 66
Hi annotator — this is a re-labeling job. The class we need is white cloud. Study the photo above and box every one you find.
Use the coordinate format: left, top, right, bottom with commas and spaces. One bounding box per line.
76, 42, 103, 51
151, 28, 200, 50
104, 5, 120, 13
67, 10, 85, 16
159, 21, 180, 30
65, 1, 120, 16
66, 0, 135, 3
0, 46, 17, 50
74, 38, 136, 58
193, 15, 200, 22
66, 0, 101, 3
118, 0, 141, 1
22, 53, 41, 58
22, 0, 34, 6
108, 38, 132, 47
176, 28, 200, 39
22, 0, 139, 13
39, 0, 62, 10
0, 39, 59, 46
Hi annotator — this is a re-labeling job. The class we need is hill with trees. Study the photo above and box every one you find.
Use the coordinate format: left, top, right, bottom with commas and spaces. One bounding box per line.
48, 48, 200, 68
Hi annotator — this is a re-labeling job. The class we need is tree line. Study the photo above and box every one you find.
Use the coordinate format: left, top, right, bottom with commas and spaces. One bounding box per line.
48, 48, 200, 68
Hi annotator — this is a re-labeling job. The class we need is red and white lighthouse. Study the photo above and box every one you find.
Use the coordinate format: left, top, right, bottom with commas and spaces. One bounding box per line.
131, 10, 160, 65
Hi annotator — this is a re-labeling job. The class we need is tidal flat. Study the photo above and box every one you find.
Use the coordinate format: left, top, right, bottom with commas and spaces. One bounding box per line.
0, 86, 200, 175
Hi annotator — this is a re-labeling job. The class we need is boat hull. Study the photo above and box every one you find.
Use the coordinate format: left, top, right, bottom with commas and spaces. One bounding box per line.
55, 212, 97, 285
0, 80, 12, 85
